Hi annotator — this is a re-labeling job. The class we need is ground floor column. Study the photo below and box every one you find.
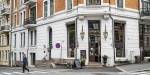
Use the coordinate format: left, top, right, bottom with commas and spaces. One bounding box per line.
101, 18, 115, 66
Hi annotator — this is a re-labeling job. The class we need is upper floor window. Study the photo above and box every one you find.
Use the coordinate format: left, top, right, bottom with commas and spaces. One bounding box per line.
21, 32, 25, 47
20, 13, 22, 25
14, 15, 16, 27
14, 34, 16, 48
30, 30, 36, 46
147, 37, 150, 46
50, 0, 54, 16
23, 11, 26, 25
20, 0, 24, 6
67, 0, 72, 10
0, 36, 1, 46
117, 0, 123, 8
44, 1, 48, 17
87, 0, 101, 5
142, 0, 150, 12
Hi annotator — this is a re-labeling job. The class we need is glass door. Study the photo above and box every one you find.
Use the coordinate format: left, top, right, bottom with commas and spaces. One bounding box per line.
88, 20, 101, 62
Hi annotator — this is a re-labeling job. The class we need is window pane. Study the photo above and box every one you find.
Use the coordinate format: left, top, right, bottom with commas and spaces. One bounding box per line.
44, 1, 48, 17
50, 0, 54, 15
67, 0, 72, 10
31, 31, 33, 45
67, 23, 75, 57
87, 0, 101, 5
117, 0, 123, 8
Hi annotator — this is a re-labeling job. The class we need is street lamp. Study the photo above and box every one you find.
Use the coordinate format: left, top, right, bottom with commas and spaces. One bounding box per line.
80, 25, 85, 40
103, 24, 108, 40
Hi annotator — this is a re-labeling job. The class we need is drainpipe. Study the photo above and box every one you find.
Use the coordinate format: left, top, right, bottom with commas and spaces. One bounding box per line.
109, 0, 115, 65
10, 0, 13, 67
75, 0, 79, 60
75, 16, 78, 59
138, 0, 143, 62
27, 29, 29, 66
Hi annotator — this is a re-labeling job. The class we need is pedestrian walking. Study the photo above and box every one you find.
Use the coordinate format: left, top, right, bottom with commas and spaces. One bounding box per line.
22, 53, 29, 73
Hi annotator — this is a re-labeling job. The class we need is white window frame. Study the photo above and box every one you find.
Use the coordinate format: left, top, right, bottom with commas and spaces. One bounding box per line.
44, 1, 48, 17
30, 30, 36, 46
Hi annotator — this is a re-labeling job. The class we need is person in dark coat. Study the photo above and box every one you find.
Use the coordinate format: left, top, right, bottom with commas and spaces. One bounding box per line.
22, 53, 29, 73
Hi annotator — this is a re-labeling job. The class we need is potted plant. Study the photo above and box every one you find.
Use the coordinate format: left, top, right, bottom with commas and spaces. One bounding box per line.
80, 58, 85, 68
102, 55, 108, 67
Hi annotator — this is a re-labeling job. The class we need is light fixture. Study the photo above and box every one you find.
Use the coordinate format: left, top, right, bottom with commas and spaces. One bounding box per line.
80, 25, 85, 40
103, 24, 108, 40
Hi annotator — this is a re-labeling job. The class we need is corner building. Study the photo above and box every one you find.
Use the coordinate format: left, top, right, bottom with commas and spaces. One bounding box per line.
11, 0, 140, 67
0, 0, 11, 66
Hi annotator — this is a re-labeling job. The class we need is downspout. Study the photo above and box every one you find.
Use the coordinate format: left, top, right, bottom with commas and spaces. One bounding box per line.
27, 29, 29, 66
138, 0, 143, 62
10, 0, 13, 67
109, 0, 115, 65
75, 0, 79, 59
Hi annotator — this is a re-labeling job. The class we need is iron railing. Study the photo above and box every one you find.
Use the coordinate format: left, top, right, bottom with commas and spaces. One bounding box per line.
1, 8, 10, 14
0, 25, 10, 31
24, 17, 36, 25
141, 8, 150, 16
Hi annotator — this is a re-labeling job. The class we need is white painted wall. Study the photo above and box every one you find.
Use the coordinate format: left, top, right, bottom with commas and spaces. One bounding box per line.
11, 5, 140, 66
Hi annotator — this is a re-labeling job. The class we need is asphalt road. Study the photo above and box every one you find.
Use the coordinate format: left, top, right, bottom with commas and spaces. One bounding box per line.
0, 67, 145, 75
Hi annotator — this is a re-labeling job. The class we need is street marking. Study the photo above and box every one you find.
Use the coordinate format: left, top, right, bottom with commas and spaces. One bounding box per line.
38, 71, 48, 73
131, 71, 150, 75
13, 72, 24, 74
28, 71, 38, 73
2, 72, 12, 75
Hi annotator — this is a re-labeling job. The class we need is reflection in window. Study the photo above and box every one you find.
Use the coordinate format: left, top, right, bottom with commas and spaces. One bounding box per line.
67, 23, 75, 57
114, 22, 125, 57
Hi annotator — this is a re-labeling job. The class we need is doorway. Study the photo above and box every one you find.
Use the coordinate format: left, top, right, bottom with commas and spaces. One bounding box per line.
30, 53, 36, 65
88, 20, 101, 62
49, 27, 52, 60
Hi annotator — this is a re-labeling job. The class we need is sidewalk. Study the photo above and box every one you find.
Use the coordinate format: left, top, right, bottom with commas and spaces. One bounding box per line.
116, 63, 150, 72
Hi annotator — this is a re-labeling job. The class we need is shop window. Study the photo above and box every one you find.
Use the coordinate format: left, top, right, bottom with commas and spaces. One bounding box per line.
114, 22, 125, 57
67, 23, 75, 57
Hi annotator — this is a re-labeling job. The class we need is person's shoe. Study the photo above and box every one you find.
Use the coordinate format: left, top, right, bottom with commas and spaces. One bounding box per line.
28, 69, 29, 72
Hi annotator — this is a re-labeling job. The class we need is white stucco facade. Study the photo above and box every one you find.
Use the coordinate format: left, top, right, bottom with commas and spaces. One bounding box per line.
11, 3, 140, 67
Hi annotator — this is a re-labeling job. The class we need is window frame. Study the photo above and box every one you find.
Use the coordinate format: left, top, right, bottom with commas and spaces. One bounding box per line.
117, 0, 124, 8
50, 0, 54, 16
86, 0, 101, 5
67, 0, 73, 10
44, 1, 48, 17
